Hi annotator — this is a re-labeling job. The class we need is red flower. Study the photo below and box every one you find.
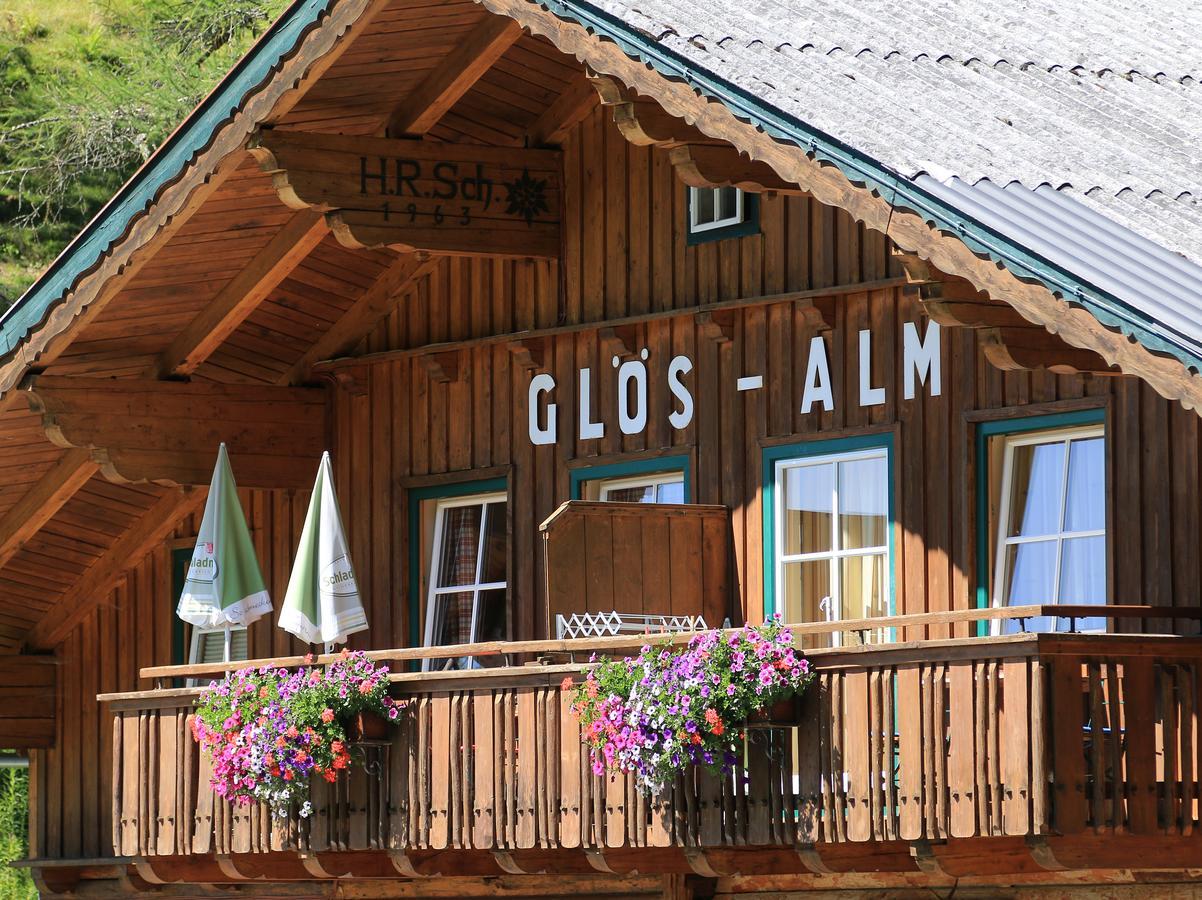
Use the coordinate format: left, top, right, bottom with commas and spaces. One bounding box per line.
321, 708, 335, 724
283, 770, 294, 781
560, 677, 574, 692
710, 722, 724, 736
286, 726, 299, 739
259, 687, 269, 699
323, 769, 337, 783
331, 740, 344, 754
332, 756, 347, 770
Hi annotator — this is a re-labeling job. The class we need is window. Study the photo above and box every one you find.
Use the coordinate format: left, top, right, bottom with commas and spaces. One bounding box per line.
190, 625, 249, 664
571, 455, 691, 502
593, 471, 685, 503
767, 440, 892, 647
421, 492, 508, 670
988, 424, 1105, 633
686, 187, 759, 244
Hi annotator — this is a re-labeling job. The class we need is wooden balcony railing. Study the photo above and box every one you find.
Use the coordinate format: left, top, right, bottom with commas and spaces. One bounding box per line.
102, 607, 1202, 882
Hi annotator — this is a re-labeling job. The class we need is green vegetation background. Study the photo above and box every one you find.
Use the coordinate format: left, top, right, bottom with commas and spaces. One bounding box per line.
0, 0, 289, 306
0, 2, 286, 892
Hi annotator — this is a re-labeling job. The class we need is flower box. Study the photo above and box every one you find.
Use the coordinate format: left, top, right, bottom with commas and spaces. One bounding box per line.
566, 617, 814, 792
744, 694, 805, 729
348, 710, 390, 742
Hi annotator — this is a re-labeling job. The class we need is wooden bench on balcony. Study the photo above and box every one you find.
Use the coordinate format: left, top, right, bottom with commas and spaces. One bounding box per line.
540, 501, 731, 639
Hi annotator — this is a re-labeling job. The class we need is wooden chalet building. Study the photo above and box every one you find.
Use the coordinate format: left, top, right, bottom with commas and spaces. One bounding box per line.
1, 0, 1201, 895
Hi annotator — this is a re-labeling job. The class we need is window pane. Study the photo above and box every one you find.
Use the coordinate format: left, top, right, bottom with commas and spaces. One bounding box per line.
1007, 441, 1066, 538
839, 455, 887, 549
1057, 535, 1105, 632
475, 588, 507, 643
656, 480, 685, 504
480, 502, 507, 584
717, 186, 739, 221
1005, 540, 1057, 605
437, 505, 482, 587
1065, 437, 1104, 532
841, 554, 887, 643
430, 591, 474, 646
606, 485, 654, 503
784, 463, 833, 555
781, 559, 832, 647
694, 188, 715, 225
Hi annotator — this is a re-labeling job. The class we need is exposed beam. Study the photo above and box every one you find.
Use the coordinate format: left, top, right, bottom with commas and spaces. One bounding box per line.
0, 449, 99, 572
26, 376, 328, 488
26, 487, 207, 649
152, 209, 327, 378
382, 15, 522, 137
524, 73, 599, 146
282, 254, 440, 383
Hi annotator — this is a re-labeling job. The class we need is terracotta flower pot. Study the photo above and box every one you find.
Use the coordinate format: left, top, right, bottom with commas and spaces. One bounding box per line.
347, 710, 389, 742
744, 694, 805, 729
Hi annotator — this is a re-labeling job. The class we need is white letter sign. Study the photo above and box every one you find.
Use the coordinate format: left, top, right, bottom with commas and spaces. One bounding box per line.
800, 336, 834, 414
858, 329, 886, 408
577, 367, 604, 440
528, 373, 557, 445
667, 355, 695, 430
903, 320, 942, 399
616, 354, 649, 436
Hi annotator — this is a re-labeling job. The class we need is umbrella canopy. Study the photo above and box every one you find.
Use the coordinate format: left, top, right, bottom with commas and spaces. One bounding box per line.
177, 443, 272, 628
278, 451, 368, 646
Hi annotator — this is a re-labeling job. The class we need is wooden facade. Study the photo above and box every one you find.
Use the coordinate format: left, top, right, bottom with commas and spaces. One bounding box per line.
0, 0, 1200, 895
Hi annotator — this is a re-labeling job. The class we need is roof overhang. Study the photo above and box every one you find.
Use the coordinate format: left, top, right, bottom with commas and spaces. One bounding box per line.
3, 0, 1201, 410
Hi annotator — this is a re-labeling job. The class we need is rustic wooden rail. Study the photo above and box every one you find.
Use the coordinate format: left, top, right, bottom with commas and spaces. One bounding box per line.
104, 628, 1202, 873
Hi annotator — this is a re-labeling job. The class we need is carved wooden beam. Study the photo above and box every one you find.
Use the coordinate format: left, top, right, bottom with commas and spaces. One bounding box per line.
590, 74, 716, 147
251, 129, 562, 258
981, 326, 1119, 376
26, 485, 208, 649
153, 209, 328, 378
668, 144, 801, 193
24, 376, 328, 489
383, 14, 522, 137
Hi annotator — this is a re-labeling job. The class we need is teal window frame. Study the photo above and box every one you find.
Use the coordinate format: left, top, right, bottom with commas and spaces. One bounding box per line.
974, 407, 1106, 636
407, 477, 508, 650
685, 187, 760, 246
569, 454, 692, 501
761, 432, 896, 623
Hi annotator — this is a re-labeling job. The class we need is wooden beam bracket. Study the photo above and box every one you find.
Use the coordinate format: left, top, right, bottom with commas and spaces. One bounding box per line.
508, 337, 550, 370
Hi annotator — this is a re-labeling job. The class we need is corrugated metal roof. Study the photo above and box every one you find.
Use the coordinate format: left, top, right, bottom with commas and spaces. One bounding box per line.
581, 0, 1202, 367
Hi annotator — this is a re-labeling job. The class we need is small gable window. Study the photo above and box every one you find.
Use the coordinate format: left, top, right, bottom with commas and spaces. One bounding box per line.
687, 186, 759, 244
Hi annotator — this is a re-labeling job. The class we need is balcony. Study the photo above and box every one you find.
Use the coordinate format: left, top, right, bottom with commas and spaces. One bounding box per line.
90, 607, 1202, 890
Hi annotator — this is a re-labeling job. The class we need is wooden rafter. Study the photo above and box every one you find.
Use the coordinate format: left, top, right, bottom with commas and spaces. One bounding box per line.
282, 254, 439, 383
382, 14, 522, 137
153, 209, 327, 378
26, 486, 207, 649
0, 448, 98, 573
524, 72, 599, 146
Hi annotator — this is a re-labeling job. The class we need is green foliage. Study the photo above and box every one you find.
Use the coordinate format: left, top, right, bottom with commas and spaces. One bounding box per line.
0, 0, 288, 305
0, 762, 34, 900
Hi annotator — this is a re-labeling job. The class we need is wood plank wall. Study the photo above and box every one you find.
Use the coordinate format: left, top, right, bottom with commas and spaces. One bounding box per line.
26, 105, 1202, 863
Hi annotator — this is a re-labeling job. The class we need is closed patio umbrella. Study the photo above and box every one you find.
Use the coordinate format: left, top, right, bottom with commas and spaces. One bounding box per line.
176, 444, 273, 647
278, 451, 368, 650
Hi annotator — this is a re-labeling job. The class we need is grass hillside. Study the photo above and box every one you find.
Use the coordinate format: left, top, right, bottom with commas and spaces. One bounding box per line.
0, 0, 289, 305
